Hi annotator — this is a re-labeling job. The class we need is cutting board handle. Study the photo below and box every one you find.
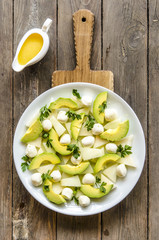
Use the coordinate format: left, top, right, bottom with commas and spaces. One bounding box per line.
73, 9, 94, 71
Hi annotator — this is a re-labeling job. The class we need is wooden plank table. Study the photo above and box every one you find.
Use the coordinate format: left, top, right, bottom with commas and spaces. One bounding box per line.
0, 0, 158, 239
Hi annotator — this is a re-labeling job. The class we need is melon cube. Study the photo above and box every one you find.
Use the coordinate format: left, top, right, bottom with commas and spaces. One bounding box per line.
61, 176, 81, 187
103, 164, 118, 183
50, 116, 66, 137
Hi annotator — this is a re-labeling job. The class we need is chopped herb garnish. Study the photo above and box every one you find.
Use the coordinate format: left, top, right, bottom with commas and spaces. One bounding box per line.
72, 89, 81, 99
21, 162, 30, 172
117, 144, 132, 158
96, 176, 101, 184
46, 139, 53, 148
67, 144, 80, 159
22, 155, 29, 161
99, 101, 107, 113
66, 110, 82, 120
39, 105, 51, 122
41, 171, 52, 183
100, 182, 106, 193
72, 187, 80, 205
42, 131, 49, 139
85, 114, 95, 131
44, 185, 50, 192
21, 155, 31, 172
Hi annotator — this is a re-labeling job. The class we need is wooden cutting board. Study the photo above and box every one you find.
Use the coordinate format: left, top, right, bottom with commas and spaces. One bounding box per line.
52, 9, 114, 90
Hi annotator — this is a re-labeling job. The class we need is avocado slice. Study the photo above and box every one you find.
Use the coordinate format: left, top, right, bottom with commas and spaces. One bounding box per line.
49, 98, 78, 111
71, 113, 85, 140
59, 162, 90, 175
100, 120, 129, 141
94, 153, 120, 173
43, 179, 66, 204
93, 92, 107, 124
29, 152, 60, 170
21, 118, 43, 143
80, 184, 113, 198
49, 128, 72, 155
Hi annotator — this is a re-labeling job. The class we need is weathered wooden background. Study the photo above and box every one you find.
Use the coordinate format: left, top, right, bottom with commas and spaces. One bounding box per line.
0, 0, 158, 239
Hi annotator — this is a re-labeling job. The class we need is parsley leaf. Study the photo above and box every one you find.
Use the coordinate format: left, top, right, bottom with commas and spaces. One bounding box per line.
41, 171, 52, 183
39, 105, 51, 122
72, 89, 81, 99
46, 139, 53, 148
85, 114, 95, 131
100, 182, 106, 193
66, 111, 82, 120
67, 144, 80, 159
42, 131, 49, 139
117, 144, 132, 158
72, 187, 80, 205
44, 185, 50, 192
21, 162, 29, 172
98, 101, 107, 113
21, 155, 31, 172
96, 176, 101, 184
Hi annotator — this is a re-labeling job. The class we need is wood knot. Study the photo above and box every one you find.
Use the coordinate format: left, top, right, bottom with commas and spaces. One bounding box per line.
125, 23, 146, 51
104, 229, 109, 236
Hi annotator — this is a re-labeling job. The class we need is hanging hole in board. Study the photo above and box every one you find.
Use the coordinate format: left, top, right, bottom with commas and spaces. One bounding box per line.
82, 17, 86, 22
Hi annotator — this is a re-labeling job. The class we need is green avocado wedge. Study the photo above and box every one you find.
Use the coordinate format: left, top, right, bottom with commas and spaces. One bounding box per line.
49, 98, 78, 111
93, 92, 107, 124
71, 113, 85, 140
29, 152, 60, 170
49, 128, 72, 155
43, 179, 66, 204
21, 119, 43, 143
94, 154, 120, 173
59, 162, 90, 175
100, 120, 129, 141
80, 184, 113, 198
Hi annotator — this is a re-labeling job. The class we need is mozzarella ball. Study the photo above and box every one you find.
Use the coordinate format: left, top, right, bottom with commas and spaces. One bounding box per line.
104, 108, 117, 121
116, 164, 127, 177
42, 119, 52, 131
57, 111, 68, 123
82, 173, 96, 185
25, 144, 37, 158
71, 155, 82, 165
105, 143, 117, 153
62, 188, 73, 200
92, 123, 104, 135
60, 134, 71, 145
81, 136, 95, 147
79, 195, 91, 207
31, 173, 42, 187
81, 96, 93, 106
50, 170, 61, 182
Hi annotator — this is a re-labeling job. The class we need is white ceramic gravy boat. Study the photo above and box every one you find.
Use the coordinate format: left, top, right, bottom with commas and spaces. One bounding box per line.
12, 18, 52, 72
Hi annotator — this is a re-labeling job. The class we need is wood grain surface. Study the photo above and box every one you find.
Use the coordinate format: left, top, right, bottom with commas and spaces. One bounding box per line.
0, 0, 157, 239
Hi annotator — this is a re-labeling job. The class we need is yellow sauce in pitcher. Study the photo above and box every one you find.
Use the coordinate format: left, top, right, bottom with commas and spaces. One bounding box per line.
18, 33, 43, 65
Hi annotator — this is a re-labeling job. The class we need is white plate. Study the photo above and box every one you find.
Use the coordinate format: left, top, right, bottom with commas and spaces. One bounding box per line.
13, 82, 146, 216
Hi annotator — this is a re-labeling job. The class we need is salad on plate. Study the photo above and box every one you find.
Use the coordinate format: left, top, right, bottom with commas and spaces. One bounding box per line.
20, 89, 136, 208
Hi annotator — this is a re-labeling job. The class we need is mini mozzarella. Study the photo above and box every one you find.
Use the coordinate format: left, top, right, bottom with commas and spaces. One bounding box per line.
81, 96, 93, 106
106, 143, 117, 153
79, 195, 91, 207
116, 164, 127, 177
104, 108, 117, 121
81, 136, 95, 147
42, 119, 52, 131
31, 173, 42, 187
82, 173, 96, 185
92, 123, 104, 135
50, 170, 61, 182
25, 144, 37, 158
71, 155, 82, 165
62, 188, 73, 200
57, 111, 68, 122
60, 134, 71, 145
